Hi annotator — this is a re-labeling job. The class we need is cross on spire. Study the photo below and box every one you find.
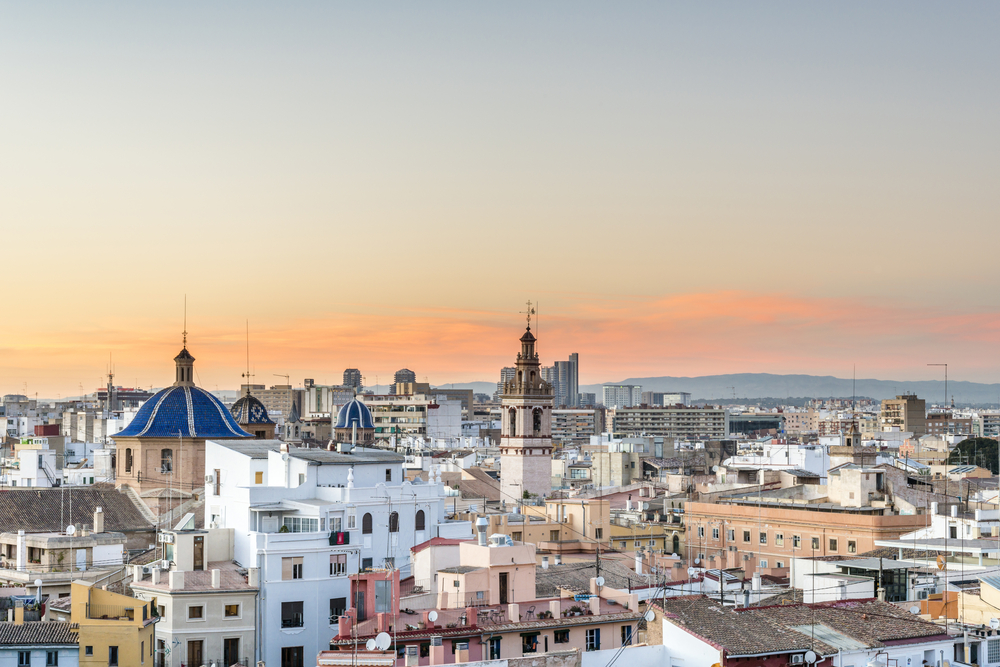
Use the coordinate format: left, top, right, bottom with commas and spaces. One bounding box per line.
182, 294, 188, 348
520, 300, 535, 330
242, 320, 254, 388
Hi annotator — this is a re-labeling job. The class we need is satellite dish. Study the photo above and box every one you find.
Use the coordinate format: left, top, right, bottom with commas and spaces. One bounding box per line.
712, 465, 719, 473
595, 576, 605, 587
366, 639, 376, 651
805, 650, 818, 664
687, 567, 696, 576
909, 606, 921, 615
694, 557, 701, 565
644, 610, 655, 622
428, 611, 438, 622
65, 525, 76, 536
991, 618, 999, 630
375, 632, 392, 651
281, 452, 289, 462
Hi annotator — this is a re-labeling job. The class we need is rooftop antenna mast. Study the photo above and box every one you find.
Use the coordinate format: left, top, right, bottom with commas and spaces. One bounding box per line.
928, 363, 948, 409
182, 294, 188, 348
242, 321, 255, 393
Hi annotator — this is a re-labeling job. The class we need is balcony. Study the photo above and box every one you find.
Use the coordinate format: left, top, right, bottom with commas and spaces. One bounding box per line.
86, 603, 135, 621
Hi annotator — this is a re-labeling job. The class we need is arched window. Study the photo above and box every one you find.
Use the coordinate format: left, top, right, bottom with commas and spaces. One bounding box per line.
532, 408, 542, 434
389, 512, 399, 533
362, 513, 373, 534
508, 408, 516, 436
672, 534, 680, 555
125, 448, 133, 473
415, 510, 425, 531
160, 449, 173, 473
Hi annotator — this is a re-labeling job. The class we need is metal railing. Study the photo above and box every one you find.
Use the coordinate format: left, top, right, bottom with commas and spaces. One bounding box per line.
86, 603, 134, 620
202, 659, 249, 667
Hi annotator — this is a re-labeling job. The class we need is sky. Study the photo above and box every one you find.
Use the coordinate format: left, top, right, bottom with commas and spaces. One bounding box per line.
1, 3, 999, 397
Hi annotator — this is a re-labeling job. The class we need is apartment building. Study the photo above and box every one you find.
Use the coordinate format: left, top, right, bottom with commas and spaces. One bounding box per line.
361, 394, 463, 440
601, 386, 641, 409
551, 409, 601, 446
880, 394, 926, 436
606, 406, 728, 440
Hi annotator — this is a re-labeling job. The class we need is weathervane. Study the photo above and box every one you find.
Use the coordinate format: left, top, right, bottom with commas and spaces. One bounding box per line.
242, 320, 254, 385
182, 294, 188, 348
521, 300, 535, 329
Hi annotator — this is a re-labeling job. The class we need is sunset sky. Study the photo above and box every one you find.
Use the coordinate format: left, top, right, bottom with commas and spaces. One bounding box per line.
2, 3, 998, 397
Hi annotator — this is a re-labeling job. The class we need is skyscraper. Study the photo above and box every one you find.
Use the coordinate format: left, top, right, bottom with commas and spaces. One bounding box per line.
495, 366, 516, 401
343, 368, 363, 393
554, 353, 579, 407
602, 384, 642, 409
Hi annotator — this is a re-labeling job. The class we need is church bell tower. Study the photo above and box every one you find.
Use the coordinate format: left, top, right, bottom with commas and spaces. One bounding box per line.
499, 303, 554, 502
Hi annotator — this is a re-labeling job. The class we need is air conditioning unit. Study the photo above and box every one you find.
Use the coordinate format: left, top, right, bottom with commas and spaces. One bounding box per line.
205, 474, 214, 483
791, 655, 804, 664
142, 565, 152, 575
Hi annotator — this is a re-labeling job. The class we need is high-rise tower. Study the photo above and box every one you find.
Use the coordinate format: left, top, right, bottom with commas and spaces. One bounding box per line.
499, 311, 554, 501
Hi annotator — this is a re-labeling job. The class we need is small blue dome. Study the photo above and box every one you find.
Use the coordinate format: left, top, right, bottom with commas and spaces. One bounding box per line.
231, 393, 274, 425
117, 385, 253, 438
336, 398, 374, 429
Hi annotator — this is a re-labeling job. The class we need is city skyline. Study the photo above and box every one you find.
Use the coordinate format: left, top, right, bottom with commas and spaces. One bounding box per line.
3, 3, 998, 395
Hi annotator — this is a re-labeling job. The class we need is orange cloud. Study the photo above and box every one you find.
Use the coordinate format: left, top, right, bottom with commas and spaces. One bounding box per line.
3, 291, 999, 397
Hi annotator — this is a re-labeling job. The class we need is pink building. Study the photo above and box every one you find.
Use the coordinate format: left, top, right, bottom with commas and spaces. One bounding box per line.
330, 534, 644, 666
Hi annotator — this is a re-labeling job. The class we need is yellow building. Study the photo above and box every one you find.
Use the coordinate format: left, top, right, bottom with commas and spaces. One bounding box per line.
70, 580, 157, 667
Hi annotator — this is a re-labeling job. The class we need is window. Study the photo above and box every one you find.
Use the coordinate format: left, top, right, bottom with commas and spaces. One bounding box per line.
829, 538, 838, 552
214, 468, 221, 495
759, 532, 767, 545
282, 556, 304, 580
697, 526, 705, 538
330, 553, 348, 576
282, 517, 319, 533
489, 637, 501, 660
18, 652, 29, 667
255, 471, 263, 484
125, 448, 132, 473
85, 647, 93, 656
282, 601, 304, 628
509, 408, 517, 436
521, 632, 539, 653
811, 537, 820, 550
140, 642, 144, 664
415, 510, 425, 531
362, 557, 373, 570
727, 529, 735, 541
712, 528, 719, 540
188, 605, 204, 620
533, 408, 542, 434
347, 512, 356, 530
635, 540, 641, 547
389, 512, 399, 533
585, 628, 601, 651
109, 646, 119, 666
988, 639, 1000, 663
594, 528, 602, 539
225, 604, 240, 617
362, 513, 373, 534
161, 448, 172, 473
298, 473, 305, 486
760, 560, 768, 568
619, 541, 626, 549
48, 650, 60, 665
775, 533, 784, 547
554, 629, 570, 644
330, 597, 347, 621
793, 535, 801, 548
281, 646, 304, 667
512, 532, 522, 541
848, 540, 857, 553
386, 468, 392, 482
776, 561, 784, 568
648, 539, 656, 547
621, 625, 633, 645
420, 644, 430, 658
550, 530, 561, 541
743, 530, 751, 542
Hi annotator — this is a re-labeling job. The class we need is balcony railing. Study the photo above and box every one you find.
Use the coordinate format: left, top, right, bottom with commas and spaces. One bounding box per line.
86, 603, 135, 621
281, 616, 304, 628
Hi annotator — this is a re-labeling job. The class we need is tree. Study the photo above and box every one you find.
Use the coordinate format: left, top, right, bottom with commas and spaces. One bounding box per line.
947, 437, 999, 473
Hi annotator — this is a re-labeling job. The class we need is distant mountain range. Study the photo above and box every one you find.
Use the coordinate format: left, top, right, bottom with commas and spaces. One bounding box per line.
434, 373, 1000, 406
580, 373, 1000, 406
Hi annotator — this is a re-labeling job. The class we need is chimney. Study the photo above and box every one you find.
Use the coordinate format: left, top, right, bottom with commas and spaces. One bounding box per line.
475, 517, 489, 547
404, 646, 419, 667
542, 556, 549, 570
635, 550, 643, 575
951, 504, 958, 518
248, 567, 260, 587
211, 569, 221, 589
151, 568, 161, 585
931, 501, 939, 515
429, 636, 445, 666
626, 495, 632, 511
455, 642, 469, 664
93, 507, 104, 534
169, 570, 185, 590
752, 573, 761, 591
280, 442, 289, 453
16, 530, 25, 572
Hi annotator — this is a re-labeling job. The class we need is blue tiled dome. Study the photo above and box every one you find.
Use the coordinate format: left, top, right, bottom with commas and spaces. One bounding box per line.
231, 393, 274, 425
335, 398, 374, 429
117, 385, 252, 438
